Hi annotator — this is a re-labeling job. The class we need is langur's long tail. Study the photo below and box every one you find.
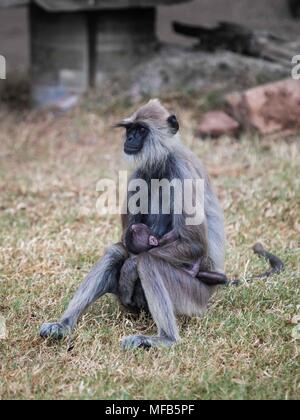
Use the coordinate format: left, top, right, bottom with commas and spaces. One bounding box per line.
230, 243, 285, 286
197, 243, 285, 287
252, 243, 285, 278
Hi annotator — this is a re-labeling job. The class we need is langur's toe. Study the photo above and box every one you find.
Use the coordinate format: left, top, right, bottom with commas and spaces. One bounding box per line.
121, 335, 152, 350
40, 323, 70, 340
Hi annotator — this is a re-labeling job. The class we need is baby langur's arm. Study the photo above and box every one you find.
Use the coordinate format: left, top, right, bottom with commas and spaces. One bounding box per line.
158, 229, 178, 246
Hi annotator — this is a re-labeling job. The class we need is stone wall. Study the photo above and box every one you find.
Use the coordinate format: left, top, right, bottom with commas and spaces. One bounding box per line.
30, 4, 89, 104
0, 0, 299, 77
0, 7, 29, 74
94, 7, 157, 85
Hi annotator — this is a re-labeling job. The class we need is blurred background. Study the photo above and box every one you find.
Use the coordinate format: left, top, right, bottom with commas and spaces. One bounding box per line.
1, 1, 300, 401
0, 0, 300, 108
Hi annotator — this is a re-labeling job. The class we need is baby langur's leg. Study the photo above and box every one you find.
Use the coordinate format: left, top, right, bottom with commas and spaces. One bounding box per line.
182, 257, 229, 286
197, 271, 229, 286
183, 260, 201, 277
118, 257, 139, 309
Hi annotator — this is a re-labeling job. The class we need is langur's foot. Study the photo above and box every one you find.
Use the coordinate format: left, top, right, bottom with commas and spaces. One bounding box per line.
40, 322, 70, 341
121, 335, 176, 350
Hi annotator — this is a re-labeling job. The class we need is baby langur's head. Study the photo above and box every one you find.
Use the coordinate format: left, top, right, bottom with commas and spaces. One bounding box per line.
125, 224, 159, 255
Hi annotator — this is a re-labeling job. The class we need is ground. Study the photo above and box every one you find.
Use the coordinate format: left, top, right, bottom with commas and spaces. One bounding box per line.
0, 97, 299, 400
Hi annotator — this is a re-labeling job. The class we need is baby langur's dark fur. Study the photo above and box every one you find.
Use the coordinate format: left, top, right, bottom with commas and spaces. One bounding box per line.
118, 224, 183, 310
119, 225, 284, 309
124, 223, 228, 283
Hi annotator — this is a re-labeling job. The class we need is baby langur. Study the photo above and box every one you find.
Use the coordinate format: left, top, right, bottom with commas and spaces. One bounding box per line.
128, 223, 228, 284
118, 224, 179, 310
125, 223, 161, 254
118, 224, 228, 310
122, 224, 284, 293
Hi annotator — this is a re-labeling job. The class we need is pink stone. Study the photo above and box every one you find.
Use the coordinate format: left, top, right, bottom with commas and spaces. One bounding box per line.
198, 111, 240, 137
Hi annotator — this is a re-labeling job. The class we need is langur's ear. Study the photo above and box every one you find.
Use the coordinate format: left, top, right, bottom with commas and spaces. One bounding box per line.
167, 115, 179, 135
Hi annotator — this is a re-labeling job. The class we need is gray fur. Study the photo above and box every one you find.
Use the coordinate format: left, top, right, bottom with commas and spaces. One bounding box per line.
40, 99, 225, 348
40, 243, 127, 339
118, 256, 139, 309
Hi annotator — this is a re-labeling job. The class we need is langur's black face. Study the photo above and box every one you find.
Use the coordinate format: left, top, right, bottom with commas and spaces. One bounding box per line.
124, 123, 149, 155
115, 112, 179, 156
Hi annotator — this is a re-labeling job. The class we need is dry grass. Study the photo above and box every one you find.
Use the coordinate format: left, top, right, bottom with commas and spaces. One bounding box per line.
0, 99, 299, 400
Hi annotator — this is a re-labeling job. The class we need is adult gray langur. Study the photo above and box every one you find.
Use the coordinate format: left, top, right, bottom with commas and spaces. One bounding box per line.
40, 99, 283, 349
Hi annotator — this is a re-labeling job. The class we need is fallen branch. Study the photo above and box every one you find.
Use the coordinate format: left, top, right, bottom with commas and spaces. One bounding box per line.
173, 21, 300, 66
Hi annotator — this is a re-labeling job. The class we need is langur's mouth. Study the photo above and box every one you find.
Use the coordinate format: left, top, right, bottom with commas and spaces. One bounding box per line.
124, 146, 142, 155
